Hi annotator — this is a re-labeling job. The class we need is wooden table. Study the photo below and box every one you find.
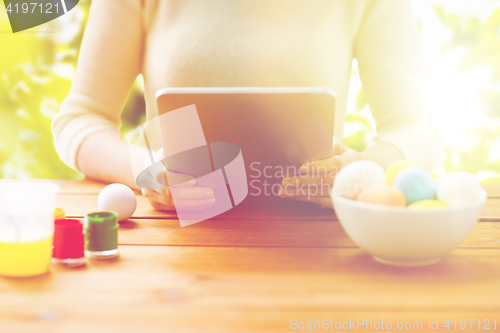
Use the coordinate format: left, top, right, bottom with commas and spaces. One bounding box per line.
1, 180, 500, 333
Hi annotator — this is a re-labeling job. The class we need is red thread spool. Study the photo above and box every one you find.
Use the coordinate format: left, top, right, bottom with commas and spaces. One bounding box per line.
52, 219, 86, 267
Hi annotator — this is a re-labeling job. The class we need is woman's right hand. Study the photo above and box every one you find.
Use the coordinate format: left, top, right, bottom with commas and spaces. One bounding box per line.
142, 149, 216, 211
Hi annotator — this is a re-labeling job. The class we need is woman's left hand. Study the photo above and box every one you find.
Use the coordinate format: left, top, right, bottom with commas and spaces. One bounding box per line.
278, 137, 362, 208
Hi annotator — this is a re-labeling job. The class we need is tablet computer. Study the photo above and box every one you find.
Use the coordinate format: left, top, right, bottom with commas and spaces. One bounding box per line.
156, 87, 335, 211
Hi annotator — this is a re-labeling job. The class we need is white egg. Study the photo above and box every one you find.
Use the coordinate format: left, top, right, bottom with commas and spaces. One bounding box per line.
333, 160, 385, 199
437, 172, 482, 207
98, 184, 137, 221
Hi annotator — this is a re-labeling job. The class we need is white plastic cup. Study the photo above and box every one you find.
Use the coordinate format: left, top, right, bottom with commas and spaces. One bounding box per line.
0, 182, 60, 277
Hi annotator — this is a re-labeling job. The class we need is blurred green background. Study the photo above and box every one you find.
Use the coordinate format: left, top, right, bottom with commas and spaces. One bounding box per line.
0, 0, 499, 182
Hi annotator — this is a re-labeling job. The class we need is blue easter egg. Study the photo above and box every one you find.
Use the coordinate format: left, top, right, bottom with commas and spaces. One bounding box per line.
393, 167, 436, 205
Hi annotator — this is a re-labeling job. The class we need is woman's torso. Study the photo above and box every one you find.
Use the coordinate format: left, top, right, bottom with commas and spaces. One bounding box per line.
141, 0, 368, 138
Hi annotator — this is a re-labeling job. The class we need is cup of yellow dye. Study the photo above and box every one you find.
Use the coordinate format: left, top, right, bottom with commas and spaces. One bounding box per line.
0, 182, 60, 277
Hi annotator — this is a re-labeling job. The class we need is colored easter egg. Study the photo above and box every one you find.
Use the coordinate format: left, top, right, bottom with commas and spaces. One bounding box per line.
333, 160, 385, 199
393, 167, 436, 205
54, 208, 66, 220
385, 160, 415, 186
408, 200, 446, 210
98, 184, 137, 221
356, 184, 406, 207
437, 172, 482, 207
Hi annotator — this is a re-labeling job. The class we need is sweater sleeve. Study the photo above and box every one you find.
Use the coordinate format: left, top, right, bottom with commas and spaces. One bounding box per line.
354, 0, 442, 171
51, 0, 143, 170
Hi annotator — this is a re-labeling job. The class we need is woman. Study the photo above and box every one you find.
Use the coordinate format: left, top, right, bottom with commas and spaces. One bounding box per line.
52, 0, 442, 210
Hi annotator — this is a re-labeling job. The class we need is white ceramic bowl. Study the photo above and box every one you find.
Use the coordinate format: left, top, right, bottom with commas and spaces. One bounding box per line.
331, 189, 487, 266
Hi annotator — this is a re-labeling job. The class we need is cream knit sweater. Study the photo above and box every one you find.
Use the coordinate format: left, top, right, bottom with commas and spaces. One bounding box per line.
52, 0, 442, 172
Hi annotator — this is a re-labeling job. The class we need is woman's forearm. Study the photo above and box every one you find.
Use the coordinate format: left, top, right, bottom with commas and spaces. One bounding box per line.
77, 131, 147, 191
361, 142, 405, 170
77, 131, 405, 192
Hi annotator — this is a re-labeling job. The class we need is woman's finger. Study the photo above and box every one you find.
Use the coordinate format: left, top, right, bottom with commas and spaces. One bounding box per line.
301, 138, 344, 173
149, 200, 173, 211
281, 176, 334, 196
301, 157, 342, 175
165, 170, 196, 187
147, 190, 175, 207
301, 149, 361, 174
154, 168, 196, 187
278, 183, 332, 198
332, 137, 345, 155
282, 195, 333, 208
152, 187, 214, 202
279, 185, 333, 198
149, 149, 195, 187
332, 140, 344, 156
174, 198, 216, 210
146, 189, 215, 211
283, 176, 334, 187
334, 148, 363, 168
170, 186, 215, 199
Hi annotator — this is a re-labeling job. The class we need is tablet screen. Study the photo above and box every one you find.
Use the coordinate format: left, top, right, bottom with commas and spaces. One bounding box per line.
157, 88, 335, 211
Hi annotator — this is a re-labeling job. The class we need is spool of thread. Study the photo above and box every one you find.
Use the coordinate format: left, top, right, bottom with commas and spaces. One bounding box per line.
85, 212, 119, 259
52, 219, 86, 267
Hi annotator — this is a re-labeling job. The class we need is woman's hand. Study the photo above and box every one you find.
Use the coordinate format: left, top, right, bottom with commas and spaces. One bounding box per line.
278, 137, 362, 208
142, 149, 216, 211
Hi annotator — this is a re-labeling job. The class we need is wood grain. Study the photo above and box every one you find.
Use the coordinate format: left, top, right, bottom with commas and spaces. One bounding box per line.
2, 180, 500, 333
57, 193, 500, 220
483, 198, 500, 219
2, 311, 498, 333
41, 180, 500, 198
57, 194, 338, 221
1, 246, 500, 333
0, 179, 108, 194
483, 184, 500, 198
113, 219, 500, 249
4, 179, 500, 197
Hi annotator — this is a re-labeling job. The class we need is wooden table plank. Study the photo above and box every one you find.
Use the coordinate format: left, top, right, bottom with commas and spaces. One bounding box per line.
483, 184, 500, 198
117, 218, 351, 247
0, 179, 108, 194
3, 246, 500, 310
53, 179, 109, 194
57, 193, 500, 220
2, 310, 498, 333
3, 180, 500, 333
1, 179, 496, 220
1, 246, 500, 333
3, 179, 499, 197
61, 181, 500, 199
114, 218, 500, 249
57, 194, 337, 221
482, 198, 500, 219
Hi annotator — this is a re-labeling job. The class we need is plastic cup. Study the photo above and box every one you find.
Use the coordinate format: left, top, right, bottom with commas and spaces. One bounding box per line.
0, 182, 60, 277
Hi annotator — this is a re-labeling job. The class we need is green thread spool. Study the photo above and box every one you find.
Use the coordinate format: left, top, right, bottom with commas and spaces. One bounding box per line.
85, 212, 119, 259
